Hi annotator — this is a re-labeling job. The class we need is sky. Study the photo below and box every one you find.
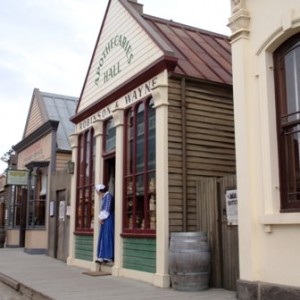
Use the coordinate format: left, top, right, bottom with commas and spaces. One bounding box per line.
0, 0, 231, 173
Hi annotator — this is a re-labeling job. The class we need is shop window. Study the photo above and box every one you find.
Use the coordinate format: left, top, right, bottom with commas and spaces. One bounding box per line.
76, 128, 95, 232
123, 97, 156, 235
7, 186, 26, 228
27, 170, 46, 227
274, 33, 300, 211
104, 118, 116, 154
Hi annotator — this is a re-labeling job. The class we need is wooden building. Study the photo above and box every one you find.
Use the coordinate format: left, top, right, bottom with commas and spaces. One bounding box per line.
7, 88, 77, 261
68, 0, 236, 289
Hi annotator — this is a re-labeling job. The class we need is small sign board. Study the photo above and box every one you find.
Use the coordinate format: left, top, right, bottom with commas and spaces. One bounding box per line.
59, 201, 65, 221
225, 189, 238, 226
6, 170, 28, 186
49, 201, 55, 217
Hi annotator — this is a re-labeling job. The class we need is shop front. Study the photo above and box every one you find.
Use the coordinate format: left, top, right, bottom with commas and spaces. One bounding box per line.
7, 89, 77, 257
68, 0, 235, 288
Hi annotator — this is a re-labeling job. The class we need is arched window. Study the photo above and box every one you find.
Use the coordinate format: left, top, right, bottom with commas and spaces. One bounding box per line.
274, 33, 300, 211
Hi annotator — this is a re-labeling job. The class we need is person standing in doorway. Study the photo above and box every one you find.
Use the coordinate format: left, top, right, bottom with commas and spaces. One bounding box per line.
95, 183, 114, 263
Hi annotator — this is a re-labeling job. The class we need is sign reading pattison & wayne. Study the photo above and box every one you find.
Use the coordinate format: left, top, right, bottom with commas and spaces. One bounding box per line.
95, 35, 134, 86
7, 170, 28, 186
79, 76, 158, 131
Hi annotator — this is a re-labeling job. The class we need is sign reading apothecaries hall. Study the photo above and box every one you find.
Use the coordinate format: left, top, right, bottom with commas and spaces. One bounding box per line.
95, 34, 134, 86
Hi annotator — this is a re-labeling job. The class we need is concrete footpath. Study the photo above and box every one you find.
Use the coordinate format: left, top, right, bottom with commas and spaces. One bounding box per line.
0, 248, 237, 300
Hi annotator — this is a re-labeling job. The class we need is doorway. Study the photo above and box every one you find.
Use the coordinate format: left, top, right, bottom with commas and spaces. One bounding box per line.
19, 188, 28, 247
103, 157, 115, 196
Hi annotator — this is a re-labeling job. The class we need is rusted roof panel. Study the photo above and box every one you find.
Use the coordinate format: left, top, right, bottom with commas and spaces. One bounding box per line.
143, 15, 232, 85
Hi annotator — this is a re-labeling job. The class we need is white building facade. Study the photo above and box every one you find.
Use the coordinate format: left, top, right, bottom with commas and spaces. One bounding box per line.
229, 0, 300, 299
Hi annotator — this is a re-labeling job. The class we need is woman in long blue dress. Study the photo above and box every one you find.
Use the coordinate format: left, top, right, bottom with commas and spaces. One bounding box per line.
95, 184, 114, 263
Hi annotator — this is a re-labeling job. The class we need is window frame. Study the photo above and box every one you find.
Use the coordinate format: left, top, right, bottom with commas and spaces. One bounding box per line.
122, 97, 156, 237
103, 117, 116, 156
7, 185, 23, 228
274, 33, 300, 212
27, 169, 47, 228
75, 127, 95, 234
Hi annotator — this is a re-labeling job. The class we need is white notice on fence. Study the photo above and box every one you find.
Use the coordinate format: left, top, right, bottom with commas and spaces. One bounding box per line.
225, 189, 238, 225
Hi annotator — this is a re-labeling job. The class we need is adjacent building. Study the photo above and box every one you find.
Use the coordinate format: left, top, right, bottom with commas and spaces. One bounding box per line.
229, 0, 300, 298
7, 88, 78, 261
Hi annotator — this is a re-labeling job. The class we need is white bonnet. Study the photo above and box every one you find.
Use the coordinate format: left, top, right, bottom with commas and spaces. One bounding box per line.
95, 184, 105, 192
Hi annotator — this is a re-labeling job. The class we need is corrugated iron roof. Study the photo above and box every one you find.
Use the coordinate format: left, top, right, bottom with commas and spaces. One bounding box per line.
143, 15, 232, 85
41, 92, 78, 151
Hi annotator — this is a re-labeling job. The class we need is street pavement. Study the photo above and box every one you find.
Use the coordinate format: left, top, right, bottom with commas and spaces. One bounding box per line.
0, 281, 29, 300
0, 248, 237, 300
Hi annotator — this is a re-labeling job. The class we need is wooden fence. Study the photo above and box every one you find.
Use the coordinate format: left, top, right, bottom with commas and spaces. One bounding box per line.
196, 175, 239, 291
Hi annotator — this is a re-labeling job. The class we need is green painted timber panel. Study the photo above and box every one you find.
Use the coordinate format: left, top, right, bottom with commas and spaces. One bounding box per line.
123, 238, 156, 273
75, 235, 93, 261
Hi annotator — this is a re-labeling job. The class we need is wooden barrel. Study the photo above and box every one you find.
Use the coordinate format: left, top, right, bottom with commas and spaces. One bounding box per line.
169, 232, 211, 291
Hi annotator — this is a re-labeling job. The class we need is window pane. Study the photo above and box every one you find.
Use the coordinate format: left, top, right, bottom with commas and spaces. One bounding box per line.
124, 177, 133, 229
148, 172, 156, 230
79, 135, 85, 186
136, 103, 145, 173
105, 118, 116, 153
284, 124, 300, 203
77, 190, 83, 228
148, 98, 156, 170
136, 175, 144, 229
284, 45, 300, 123
34, 198, 46, 226
85, 131, 91, 182
126, 110, 134, 175
76, 128, 95, 231
27, 171, 46, 228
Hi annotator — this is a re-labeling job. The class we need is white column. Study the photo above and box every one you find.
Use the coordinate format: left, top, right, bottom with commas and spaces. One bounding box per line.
92, 120, 104, 270
228, 5, 259, 281
67, 133, 78, 266
152, 83, 170, 288
111, 108, 124, 276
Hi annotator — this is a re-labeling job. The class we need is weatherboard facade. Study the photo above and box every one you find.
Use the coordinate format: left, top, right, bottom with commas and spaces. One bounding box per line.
78, 0, 163, 112
68, 0, 235, 289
